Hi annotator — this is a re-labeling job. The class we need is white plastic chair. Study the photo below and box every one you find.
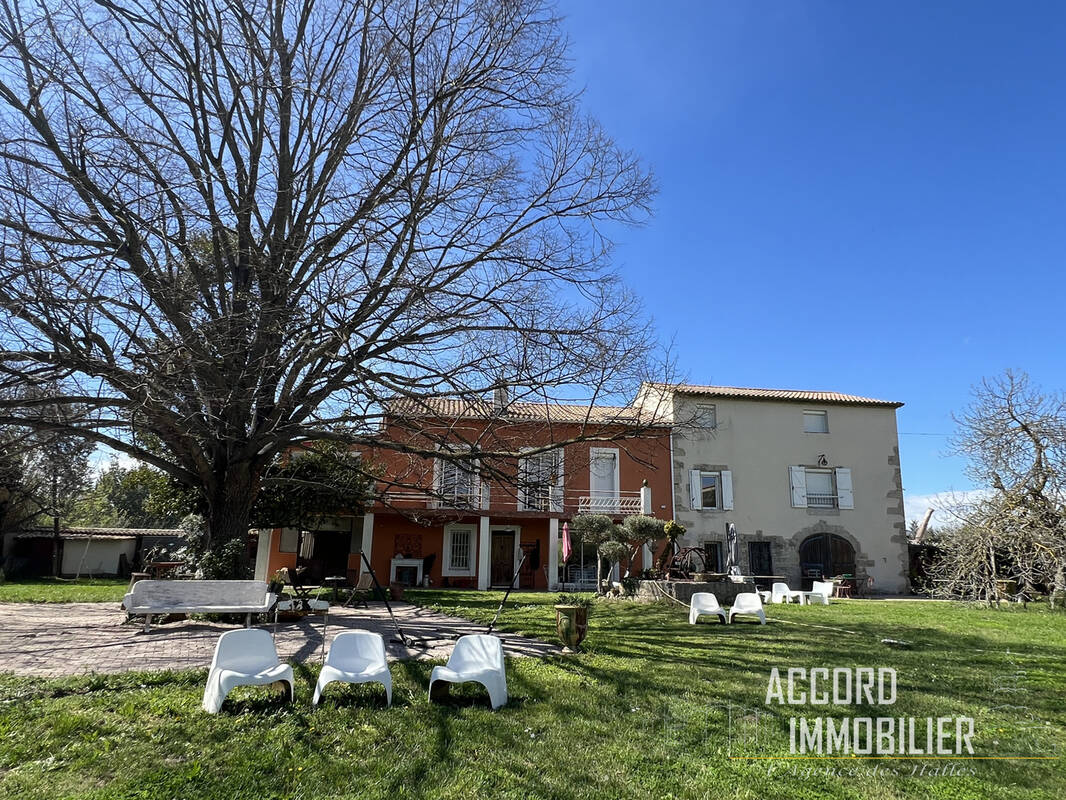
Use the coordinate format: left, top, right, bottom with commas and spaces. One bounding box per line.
689, 592, 728, 625
202, 628, 294, 714
313, 631, 392, 706
428, 634, 508, 710
770, 582, 804, 604
728, 592, 767, 625
803, 580, 834, 605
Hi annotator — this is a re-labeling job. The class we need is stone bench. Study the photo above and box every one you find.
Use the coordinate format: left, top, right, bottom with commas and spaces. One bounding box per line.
123, 580, 277, 632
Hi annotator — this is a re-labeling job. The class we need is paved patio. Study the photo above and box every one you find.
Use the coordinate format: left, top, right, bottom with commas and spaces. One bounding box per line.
0, 601, 560, 678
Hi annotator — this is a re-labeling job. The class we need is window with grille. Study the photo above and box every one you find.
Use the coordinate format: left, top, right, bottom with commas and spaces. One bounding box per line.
443, 524, 476, 576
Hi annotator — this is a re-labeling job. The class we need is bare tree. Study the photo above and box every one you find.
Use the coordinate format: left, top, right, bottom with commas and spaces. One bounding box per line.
932, 371, 1066, 605
0, 396, 95, 573
0, 0, 664, 574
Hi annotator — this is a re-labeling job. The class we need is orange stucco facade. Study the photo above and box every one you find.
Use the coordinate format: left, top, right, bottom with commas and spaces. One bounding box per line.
255, 411, 673, 591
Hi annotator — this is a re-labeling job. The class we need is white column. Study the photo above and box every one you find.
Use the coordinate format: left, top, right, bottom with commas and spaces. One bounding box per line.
359, 513, 374, 576
548, 518, 560, 590
477, 515, 491, 590
642, 542, 653, 574
253, 529, 273, 581
640, 481, 652, 515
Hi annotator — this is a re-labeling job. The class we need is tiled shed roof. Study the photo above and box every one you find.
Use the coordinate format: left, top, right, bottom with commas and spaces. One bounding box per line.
14, 527, 185, 540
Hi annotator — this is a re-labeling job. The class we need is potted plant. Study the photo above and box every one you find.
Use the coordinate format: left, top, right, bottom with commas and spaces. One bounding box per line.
554, 593, 592, 651
268, 570, 285, 595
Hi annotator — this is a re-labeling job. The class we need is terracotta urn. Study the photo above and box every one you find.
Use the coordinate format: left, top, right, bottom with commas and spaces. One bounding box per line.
554, 605, 589, 651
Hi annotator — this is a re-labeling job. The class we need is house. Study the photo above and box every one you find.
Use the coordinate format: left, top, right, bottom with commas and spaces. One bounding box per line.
1, 527, 186, 577
635, 383, 908, 594
253, 396, 673, 590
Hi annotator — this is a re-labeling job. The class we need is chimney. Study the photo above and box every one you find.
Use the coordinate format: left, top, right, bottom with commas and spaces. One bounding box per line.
492, 385, 508, 413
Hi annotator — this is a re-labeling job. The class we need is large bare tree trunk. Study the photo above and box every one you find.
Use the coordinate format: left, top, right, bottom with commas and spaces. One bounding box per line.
0, 0, 671, 578
202, 465, 259, 578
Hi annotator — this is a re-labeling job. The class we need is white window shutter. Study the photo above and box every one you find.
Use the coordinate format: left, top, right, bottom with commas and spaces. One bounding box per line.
789, 466, 808, 508
689, 470, 703, 510
721, 470, 734, 510
835, 468, 854, 509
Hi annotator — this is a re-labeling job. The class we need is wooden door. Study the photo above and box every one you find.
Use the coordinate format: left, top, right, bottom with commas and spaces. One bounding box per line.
491, 531, 515, 586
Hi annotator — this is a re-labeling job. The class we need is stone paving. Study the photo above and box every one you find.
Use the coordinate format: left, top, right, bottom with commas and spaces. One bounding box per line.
0, 601, 560, 678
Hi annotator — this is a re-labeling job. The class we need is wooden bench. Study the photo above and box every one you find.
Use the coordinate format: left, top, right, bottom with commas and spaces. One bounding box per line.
123, 580, 277, 632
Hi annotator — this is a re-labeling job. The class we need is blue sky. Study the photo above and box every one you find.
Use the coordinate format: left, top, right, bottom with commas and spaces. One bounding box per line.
559, 0, 1066, 519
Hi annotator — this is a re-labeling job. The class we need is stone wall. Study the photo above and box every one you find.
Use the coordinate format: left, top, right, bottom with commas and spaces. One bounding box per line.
636, 579, 755, 604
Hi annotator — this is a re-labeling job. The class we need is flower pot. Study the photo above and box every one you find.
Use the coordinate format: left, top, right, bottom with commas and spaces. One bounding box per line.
554, 605, 589, 651
389, 582, 404, 601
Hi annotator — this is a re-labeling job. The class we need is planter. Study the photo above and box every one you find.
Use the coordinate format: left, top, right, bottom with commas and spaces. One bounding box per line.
554, 605, 589, 651
692, 572, 711, 582
389, 582, 405, 601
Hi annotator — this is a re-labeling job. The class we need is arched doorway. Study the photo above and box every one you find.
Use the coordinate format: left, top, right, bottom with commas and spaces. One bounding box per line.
799, 533, 856, 589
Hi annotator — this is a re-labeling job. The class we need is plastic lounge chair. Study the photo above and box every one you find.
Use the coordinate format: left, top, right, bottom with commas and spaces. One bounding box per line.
770, 582, 804, 604
428, 634, 508, 710
803, 580, 834, 605
728, 592, 767, 625
202, 629, 294, 714
688, 592, 728, 625
313, 631, 392, 706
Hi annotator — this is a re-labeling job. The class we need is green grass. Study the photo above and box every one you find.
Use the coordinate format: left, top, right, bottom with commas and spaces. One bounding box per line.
0, 577, 128, 604
1, 593, 1064, 799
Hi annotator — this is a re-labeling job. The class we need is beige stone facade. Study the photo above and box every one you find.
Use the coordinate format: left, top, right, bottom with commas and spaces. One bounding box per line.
637, 383, 908, 594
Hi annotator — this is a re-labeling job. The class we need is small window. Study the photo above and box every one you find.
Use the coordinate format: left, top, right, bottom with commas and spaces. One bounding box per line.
695, 404, 717, 428
803, 410, 829, 433
700, 471, 720, 510
690, 468, 733, 511
443, 524, 476, 576
450, 530, 470, 570
805, 469, 837, 508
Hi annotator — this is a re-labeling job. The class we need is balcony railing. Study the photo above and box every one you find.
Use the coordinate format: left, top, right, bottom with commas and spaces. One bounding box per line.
806, 492, 839, 509
577, 491, 644, 516
377, 486, 647, 516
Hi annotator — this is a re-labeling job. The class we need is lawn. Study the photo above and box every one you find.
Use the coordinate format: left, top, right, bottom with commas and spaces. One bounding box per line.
0, 593, 1063, 799
0, 577, 129, 604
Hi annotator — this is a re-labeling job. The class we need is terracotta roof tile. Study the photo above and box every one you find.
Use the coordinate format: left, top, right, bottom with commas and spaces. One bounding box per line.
15, 527, 185, 539
649, 383, 903, 408
385, 397, 649, 424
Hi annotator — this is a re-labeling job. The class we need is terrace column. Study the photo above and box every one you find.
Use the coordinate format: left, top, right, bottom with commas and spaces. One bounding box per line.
359, 513, 375, 576
478, 516, 491, 590
253, 529, 273, 581
548, 518, 560, 590
640, 480, 652, 514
